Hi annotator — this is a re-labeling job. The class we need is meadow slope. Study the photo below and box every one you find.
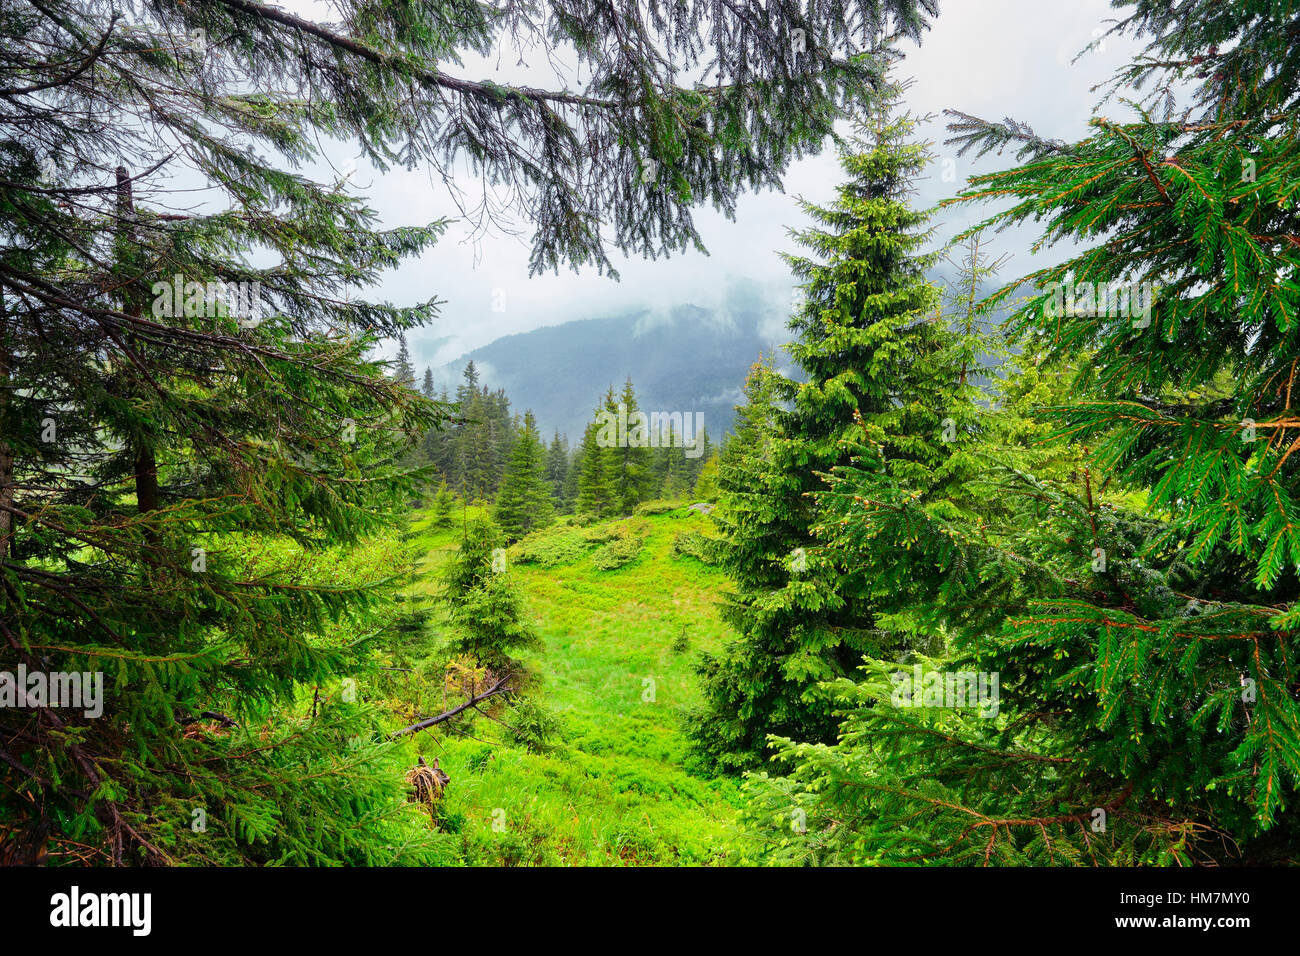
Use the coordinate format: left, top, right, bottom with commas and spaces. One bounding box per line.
397, 504, 742, 865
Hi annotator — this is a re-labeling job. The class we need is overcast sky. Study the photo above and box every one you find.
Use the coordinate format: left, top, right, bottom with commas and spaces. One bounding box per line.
285, 0, 1142, 373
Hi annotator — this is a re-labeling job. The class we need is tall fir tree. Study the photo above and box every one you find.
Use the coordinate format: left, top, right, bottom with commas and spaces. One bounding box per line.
693, 449, 721, 501
441, 518, 539, 675
692, 91, 953, 770
609, 378, 655, 513
393, 333, 416, 388
545, 432, 571, 509
452, 363, 495, 501
576, 389, 620, 518
561, 442, 583, 513
493, 411, 555, 540
423, 385, 454, 477
742, 3, 1300, 865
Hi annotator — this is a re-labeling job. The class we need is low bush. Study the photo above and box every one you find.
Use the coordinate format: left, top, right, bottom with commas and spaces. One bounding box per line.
670, 531, 718, 566
591, 534, 644, 571
513, 526, 594, 567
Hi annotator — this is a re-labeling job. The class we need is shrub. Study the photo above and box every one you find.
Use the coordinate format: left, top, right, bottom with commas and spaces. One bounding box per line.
582, 523, 621, 544
633, 499, 679, 516
591, 534, 644, 571
670, 531, 718, 566
513, 526, 594, 567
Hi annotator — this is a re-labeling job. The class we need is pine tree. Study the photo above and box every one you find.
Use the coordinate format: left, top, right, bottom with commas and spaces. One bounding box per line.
422, 385, 454, 478
393, 333, 416, 388
545, 432, 571, 509
692, 89, 953, 770
486, 389, 517, 496
609, 378, 655, 513
0, 1, 456, 865
686, 427, 713, 491
576, 391, 619, 518
421, 367, 436, 399
430, 483, 457, 529
691, 355, 797, 767
0, 0, 943, 865
442, 518, 539, 674
740, 5, 1300, 865
735, 232, 1052, 864
930, 0, 1300, 860
452, 364, 495, 501
561, 443, 582, 513
493, 411, 555, 540
654, 423, 691, 500
693, 450, 721, 501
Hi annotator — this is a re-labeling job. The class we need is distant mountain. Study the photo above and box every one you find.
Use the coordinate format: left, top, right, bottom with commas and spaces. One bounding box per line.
432, 265, 1016, 443
435, 299, 786, 442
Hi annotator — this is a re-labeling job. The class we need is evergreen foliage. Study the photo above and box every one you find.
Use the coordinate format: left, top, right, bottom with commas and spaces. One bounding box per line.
493, 411, 555, 540
576, 389, 621, 518
692, 91, 958, 770
545, 432, 572, 511
738, 2, 1300, 866
0, 0, 941, 865
441, 519, 540, 673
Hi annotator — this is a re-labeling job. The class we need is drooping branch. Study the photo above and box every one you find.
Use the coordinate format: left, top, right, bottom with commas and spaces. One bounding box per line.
213, 0, 620, 111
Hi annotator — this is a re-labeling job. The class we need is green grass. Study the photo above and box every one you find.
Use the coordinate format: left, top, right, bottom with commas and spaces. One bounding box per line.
396, 504, 741, 865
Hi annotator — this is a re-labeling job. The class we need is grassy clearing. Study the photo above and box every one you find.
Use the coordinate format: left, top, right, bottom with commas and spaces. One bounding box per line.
393, 504, 741, 865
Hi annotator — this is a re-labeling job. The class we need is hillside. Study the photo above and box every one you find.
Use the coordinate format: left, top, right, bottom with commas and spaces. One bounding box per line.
397, 504, 741, 865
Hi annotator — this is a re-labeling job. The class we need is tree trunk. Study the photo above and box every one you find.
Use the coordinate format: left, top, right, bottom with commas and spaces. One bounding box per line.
115, 166, 159, 534
0, 291, 12, 564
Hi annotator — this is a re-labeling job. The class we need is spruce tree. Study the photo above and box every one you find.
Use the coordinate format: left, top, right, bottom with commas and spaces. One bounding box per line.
442, 518, 539, 674
453, 365, 495, 501
576, 392, 619, 518
655, 423, 692, 500
691, 355, 795, 767
486, 389, 517, 496
393, 334, 416, 388
693, 451, 722, 501
545, 432, 571, 509
692, 90, 952, 770
609, 378, 655, 513
561, 444, 583, 513
687, 427, 713, 490
936, 0, 1300, 860
423, 385, 454, 477
430, 483, 457, 529
493, 411, 555, 540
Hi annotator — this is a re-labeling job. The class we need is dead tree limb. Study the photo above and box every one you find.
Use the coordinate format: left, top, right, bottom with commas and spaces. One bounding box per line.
390, 676, 510, 738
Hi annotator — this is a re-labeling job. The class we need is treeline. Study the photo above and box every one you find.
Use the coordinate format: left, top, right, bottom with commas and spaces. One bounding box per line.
399, 354, 718, 538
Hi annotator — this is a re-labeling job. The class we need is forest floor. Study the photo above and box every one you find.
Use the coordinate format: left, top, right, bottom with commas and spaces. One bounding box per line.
396, 503, 742, 865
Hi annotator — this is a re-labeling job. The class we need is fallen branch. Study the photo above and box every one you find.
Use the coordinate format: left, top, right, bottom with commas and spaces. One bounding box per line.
390, 676, 510, 738
176, 710, 238, 728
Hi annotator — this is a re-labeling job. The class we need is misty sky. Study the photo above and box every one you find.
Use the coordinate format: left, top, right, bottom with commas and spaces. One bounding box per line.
285, 0, 1143, 374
